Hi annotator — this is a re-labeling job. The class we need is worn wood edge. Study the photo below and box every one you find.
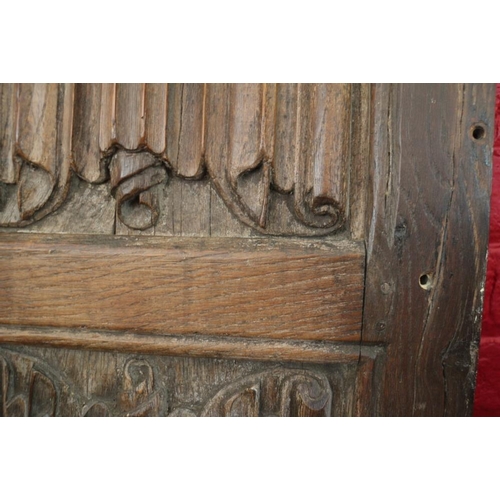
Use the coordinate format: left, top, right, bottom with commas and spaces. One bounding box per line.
349, 83, 371, 241
0, 326, 384, 365
0, 232, 363, 254
354, 345, 386, 416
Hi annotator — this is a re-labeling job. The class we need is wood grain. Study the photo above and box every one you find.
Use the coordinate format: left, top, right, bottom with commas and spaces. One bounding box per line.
349, 83, 370, 240
0, 234, 364, 341
363, 84, 495, 416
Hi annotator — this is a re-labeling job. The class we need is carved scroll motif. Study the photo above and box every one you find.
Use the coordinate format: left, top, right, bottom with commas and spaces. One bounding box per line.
1, 348, 334, 417
0, 84, 352, 234
205, 83, 351, 234
0, 350, 168, 417
201, 369, 332, 417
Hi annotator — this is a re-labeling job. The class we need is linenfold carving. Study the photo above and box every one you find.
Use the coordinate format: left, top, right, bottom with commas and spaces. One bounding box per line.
0, 84, 352, 234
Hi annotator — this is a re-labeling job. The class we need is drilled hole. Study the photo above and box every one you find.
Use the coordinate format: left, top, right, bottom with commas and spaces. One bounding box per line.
471, 124, 486, 141
419, 273, 433, 291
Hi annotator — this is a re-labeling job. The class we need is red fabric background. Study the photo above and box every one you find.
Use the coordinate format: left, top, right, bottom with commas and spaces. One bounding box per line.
473, 84, 500, 416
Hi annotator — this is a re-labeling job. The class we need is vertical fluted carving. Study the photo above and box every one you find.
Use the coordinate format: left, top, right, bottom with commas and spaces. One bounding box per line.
0, 84, 17, 184
0, 83, 354, 234
0, 83, 73, 226
167, 83, 205, 178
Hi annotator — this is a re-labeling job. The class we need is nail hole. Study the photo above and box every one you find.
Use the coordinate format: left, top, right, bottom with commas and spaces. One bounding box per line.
419, 273, 433, 290
471, 124, 486, 141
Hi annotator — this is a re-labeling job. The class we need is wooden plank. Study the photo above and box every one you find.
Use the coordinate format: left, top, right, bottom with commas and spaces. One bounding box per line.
363, 84, 495, 416
0, 234, 364, 341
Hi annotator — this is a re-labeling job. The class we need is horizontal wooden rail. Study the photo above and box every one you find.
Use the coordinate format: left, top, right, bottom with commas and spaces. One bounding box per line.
0, 234, 364, 342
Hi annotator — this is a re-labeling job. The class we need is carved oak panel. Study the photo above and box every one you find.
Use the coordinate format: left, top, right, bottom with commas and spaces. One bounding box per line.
0, 345, 380, 417
0, 83, 495, 416
0, 84, 367, 236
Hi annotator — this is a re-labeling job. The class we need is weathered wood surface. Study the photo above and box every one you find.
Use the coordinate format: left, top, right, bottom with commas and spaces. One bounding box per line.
363, 84, 495, 416
0, 234, 364, 341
